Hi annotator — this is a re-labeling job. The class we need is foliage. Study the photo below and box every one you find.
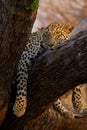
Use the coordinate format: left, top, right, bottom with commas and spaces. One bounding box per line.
25, 0, 39, 11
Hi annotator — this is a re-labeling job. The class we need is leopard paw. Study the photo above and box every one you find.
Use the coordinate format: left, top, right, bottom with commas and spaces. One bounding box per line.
13, 96, 27, 117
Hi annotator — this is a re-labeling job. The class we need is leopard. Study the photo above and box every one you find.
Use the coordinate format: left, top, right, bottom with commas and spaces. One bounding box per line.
13, 22, 83, 118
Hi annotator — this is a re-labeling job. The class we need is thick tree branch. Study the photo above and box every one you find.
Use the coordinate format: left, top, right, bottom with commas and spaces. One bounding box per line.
27, 30, 87, 117
1, 30, 87, 130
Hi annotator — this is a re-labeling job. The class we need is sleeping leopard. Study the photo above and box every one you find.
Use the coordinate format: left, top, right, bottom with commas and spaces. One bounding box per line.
13, 22, 82, 118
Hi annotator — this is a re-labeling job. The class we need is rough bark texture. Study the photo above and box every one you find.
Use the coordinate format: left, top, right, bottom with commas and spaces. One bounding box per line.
1, 30, 87, 130
0, 0, 37, 126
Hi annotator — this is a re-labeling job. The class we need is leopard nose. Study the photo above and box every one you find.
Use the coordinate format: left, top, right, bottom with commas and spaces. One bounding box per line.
47, 44, 53, 49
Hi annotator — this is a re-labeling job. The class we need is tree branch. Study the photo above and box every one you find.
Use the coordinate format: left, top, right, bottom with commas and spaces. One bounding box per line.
27, 30, 87, 117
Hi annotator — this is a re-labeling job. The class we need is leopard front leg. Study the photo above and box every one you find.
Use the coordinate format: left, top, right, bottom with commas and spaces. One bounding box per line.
53, 99, 74, 118
72, 85, 83, 113
13, 60, 29, 117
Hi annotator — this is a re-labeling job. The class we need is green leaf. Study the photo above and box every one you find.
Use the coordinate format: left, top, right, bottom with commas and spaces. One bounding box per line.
25, 0, 39, 11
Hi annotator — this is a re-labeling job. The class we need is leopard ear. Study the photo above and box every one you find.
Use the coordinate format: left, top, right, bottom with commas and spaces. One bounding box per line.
68, 24, 75, 32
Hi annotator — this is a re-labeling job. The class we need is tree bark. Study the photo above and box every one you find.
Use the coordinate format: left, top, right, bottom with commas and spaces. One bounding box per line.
0, 0, 37, 126
1, 30, 87, 130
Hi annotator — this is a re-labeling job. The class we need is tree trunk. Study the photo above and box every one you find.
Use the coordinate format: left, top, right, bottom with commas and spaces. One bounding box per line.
0, 0, 37, 126
1, 30, 87, 130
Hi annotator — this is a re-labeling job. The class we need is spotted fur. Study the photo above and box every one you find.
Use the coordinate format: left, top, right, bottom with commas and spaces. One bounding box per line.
53, 99, 74, 118
13, 22, 82, 118
72, 85, 83, 113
